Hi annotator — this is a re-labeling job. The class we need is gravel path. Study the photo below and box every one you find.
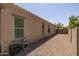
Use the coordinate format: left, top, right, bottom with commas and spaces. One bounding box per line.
16, 34, 75, 56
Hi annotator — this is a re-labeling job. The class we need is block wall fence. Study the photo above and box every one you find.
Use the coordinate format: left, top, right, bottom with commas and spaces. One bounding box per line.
68, 26, 79, 56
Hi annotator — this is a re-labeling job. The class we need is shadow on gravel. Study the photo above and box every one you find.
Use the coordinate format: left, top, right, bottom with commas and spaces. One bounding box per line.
15, 34, 56, 56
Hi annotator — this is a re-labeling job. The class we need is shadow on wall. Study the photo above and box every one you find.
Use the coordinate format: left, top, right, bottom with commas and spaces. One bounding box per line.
15, 34, 56, 56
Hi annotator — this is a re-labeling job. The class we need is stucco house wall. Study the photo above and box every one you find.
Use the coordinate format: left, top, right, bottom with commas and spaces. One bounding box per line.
0, 3, 56, 53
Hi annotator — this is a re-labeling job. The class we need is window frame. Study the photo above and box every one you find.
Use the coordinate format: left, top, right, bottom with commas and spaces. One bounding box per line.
14, 16, 24, 39
42, 23, 44, 34
48, 25, 51, 33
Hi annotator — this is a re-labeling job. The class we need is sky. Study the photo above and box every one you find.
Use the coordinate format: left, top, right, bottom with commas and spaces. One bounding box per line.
16, 3, 79, 26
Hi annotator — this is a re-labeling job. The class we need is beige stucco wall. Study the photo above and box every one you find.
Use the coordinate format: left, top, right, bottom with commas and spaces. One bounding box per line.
1, 8, 15, 52
24, 17, 43, 44
49, 23, 56, 35
0, 4, 56, 52
0, 8, 1, 52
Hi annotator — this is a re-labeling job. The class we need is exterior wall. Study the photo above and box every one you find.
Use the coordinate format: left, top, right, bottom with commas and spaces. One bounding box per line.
48, 23, 56, 35
24, 17, 43, 44
0, 4, 56, 52
1, 8, 15, 52
0, 8, 1, 52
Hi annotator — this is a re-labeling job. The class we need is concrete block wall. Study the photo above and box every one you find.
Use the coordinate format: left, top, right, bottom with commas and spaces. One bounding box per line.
56, 29, 68, 34
77, 26, 79, 55
68, 27, 78, 56
72, 27, 77, 55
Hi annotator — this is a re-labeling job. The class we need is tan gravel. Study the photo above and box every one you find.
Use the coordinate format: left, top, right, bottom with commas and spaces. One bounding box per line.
16, 34, 75, 56
27, 34, 74, 56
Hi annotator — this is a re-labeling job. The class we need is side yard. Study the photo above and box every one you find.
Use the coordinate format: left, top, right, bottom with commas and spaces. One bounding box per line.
16, 34, 75, 56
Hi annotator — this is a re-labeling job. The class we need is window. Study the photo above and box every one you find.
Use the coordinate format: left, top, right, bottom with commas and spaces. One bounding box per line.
42, 23, 44, 34
15, 17, 24, 38
48, 25, 50, 33
15, 18, 24, 27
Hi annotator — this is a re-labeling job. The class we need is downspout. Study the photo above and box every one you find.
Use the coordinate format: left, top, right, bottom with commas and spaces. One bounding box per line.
0, 8, 1, 52
0, 8, 1, 53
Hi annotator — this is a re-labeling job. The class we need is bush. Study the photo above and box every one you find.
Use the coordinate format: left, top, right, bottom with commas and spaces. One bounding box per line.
69, 15, 79, 29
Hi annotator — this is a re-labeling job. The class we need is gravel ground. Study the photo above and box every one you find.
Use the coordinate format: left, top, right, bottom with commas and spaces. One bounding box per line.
16, 34, 75, 56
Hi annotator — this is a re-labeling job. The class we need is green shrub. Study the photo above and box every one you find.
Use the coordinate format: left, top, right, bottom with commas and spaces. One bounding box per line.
69, 15, 79, 29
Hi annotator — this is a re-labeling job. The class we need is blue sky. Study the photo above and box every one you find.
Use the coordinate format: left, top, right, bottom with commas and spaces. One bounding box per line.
16, 3, 79, 26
